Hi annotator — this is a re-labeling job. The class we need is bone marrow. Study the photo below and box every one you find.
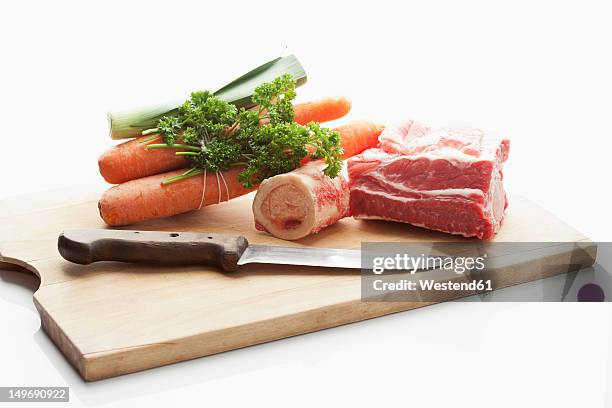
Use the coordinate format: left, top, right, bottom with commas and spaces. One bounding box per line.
253, 161, 350, 240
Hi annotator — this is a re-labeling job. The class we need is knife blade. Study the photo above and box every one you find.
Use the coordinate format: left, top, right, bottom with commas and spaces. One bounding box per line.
238, 245, 361, 269
58, 229, 361, 272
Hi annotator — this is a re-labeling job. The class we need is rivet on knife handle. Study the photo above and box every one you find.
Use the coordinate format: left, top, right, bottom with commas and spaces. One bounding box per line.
58, 229, 249, 272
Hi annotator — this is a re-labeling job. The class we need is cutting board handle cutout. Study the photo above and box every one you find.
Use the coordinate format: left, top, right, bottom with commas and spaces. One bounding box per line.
0, 251, 41, 288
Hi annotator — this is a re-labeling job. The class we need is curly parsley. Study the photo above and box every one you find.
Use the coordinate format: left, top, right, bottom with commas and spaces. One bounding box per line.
145, 74, 343, 188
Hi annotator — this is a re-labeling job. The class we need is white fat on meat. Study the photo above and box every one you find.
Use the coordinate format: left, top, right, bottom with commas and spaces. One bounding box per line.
253, 161, 350, 240
348, 119, 510, 240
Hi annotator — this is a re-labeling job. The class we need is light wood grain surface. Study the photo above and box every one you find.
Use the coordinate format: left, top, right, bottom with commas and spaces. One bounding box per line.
0, 189, 594, 381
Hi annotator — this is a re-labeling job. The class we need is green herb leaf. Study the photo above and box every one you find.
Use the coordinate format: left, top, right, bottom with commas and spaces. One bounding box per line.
154, 74, 342, 189
156, 116, 182, 145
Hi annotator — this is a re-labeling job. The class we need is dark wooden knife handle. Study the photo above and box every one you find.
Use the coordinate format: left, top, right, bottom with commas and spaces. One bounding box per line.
58, 229, 249, 272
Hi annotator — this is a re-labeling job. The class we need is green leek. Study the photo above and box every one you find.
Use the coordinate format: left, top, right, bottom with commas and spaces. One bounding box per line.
107, 55, 307, 140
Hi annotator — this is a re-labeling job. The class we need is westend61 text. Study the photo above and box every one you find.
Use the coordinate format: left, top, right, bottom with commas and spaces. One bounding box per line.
372, 279, 493, 292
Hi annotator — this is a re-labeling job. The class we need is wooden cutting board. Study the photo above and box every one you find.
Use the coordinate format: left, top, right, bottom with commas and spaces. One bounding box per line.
0, 188, 595, 381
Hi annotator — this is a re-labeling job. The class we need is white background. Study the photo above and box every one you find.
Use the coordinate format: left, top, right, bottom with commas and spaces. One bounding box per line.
1, 0, 612, 407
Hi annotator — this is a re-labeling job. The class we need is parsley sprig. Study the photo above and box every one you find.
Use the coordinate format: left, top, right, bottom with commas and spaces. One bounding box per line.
145, 74, 343, 188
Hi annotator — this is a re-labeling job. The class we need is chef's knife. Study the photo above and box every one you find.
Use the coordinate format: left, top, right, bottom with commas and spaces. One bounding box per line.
58, 229, 361, 272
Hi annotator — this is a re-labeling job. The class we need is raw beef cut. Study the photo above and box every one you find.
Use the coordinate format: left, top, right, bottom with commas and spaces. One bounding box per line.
253, 161, 350, 240
348, 120, 510, 239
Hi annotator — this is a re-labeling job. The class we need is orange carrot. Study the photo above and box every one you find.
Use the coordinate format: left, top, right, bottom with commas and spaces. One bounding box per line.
336, 121, 384, 159
98, 97, 353, 185
99, 166, 253, 226
98, 136, 189, 184
99, 121, 384, 226
293, 97, 352, 126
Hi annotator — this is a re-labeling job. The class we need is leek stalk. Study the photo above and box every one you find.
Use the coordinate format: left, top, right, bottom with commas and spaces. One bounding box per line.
108, 55, 307, 140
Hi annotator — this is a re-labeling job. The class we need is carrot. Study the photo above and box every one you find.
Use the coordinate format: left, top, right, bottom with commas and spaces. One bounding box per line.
335, 121, 384, 159
293, 97, 352, 126
98, 97, 353, 185
99, 166, 253, 226
98, 136, 189, 184
99, 121, 384, 226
